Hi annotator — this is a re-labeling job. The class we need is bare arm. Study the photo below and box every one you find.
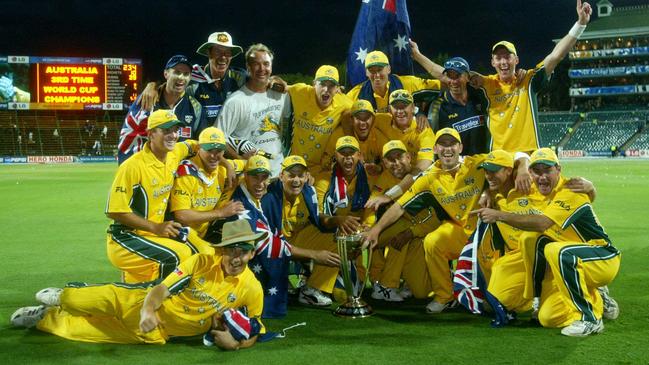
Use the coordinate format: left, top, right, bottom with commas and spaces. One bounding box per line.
137, 82, 159, 111
544, 0, 592, 75
291, 246, 340, 267
139, 284, 170, 332
173, 201, 244, 226
470, 208, 554, 232
106, 212, 181, 238
409, 39, 447, 82
361, 202, 405, 249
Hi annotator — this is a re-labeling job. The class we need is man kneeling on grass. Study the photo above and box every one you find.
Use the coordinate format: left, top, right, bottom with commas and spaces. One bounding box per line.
11, 220, 266, 350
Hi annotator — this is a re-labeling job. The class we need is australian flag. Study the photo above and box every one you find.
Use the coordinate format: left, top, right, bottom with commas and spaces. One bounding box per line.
346, 0, 414, 87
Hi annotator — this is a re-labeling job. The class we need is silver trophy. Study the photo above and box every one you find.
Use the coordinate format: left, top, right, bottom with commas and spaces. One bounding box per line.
333, 231, 374, 318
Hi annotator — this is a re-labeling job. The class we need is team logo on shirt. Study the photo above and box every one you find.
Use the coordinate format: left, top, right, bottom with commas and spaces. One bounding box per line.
464, 177, 475, 186
227, 293, 237, 303
152, 178, 158, 186
297, 211, 305, 219
198, 277, 206, 285
185, 115, 194, 124
518, 198, 529, 207
326, 117, 334, 125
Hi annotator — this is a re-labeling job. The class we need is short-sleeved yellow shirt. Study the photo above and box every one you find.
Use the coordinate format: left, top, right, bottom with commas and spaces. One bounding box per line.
374, 114, 435, 163
494, 185, 546, 252
398, 154, 487, 234
347, 75, 441, 113
169, 155, 231, 237
159, 254, 265, 337
540, 177, 611, 246
482, 62, 548, 153
106, 141, 197, 234
288, 83, 353, 168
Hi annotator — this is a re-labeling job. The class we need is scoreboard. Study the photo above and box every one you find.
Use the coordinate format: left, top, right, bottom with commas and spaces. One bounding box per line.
0, 55, 141, 110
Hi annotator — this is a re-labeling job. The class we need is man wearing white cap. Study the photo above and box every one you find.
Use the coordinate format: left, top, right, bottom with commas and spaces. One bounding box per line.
139, 31, 247, 125
217, 44, 291, 176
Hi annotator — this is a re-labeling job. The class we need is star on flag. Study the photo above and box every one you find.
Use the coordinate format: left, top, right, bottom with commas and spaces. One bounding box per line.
355, 47, 368, 64
394, 34, 408, 51
268, 287, 278, 296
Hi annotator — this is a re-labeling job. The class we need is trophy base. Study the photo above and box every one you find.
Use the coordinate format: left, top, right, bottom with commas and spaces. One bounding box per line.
333, 297, 374, 318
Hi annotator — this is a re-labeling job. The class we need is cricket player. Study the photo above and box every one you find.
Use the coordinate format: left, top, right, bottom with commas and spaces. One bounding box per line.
471, 0, 593, 152
294, 136, 374, 306
138, 31, 247, 124
324, 99, 389, 176
169, 126, 245, 239
347, 50, 441, 113
367, 140, 439, 301
216, 43, 291, 176
118, 55, 208, 164
106, 109, 212, 284
11, 220, 266, 350
363, 128, 530, 313
286, 65, 353, 172
472, 148, 620, 337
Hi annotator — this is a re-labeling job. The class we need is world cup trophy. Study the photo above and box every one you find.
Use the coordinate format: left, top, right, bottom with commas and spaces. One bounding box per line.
333, 230, 373, 318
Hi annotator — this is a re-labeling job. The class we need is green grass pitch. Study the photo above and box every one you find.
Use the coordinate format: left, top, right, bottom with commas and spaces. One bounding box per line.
1, 160, 648, 364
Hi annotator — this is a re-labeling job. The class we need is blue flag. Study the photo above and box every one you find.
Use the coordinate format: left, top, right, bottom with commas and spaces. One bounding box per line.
346, 0, 414, 87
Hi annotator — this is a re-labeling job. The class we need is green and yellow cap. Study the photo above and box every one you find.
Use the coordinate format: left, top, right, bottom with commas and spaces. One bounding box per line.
147, 109, 182, 130
478, 150, 514, 172
530, 148, 560, 167
198, 127, 226, 151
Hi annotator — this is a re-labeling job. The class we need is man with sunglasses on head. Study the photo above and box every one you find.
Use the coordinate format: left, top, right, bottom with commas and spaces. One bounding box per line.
426, 57, 490, 156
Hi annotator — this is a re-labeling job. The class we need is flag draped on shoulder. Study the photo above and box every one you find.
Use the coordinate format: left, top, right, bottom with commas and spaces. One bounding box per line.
117, 98, 150, 164
346, 0, 414, 87
453, 220, 514, 327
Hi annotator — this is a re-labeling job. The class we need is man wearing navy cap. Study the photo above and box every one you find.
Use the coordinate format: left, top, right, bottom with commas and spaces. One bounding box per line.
118, 54, 208, 164
426, 57, 490, 156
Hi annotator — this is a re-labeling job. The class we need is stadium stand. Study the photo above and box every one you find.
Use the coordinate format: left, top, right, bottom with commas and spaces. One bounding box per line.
0, 110, 123, 157
564, 120, 638, 151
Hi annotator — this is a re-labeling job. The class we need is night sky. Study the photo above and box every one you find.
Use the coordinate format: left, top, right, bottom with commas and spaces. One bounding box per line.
1, 0, 646, 83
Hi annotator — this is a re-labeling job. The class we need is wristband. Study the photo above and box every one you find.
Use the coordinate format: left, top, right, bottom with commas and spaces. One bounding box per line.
385, 185, 404, 200
568, 22, 587, 39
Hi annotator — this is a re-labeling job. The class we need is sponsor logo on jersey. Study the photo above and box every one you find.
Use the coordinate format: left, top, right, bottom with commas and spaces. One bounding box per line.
518, 198, 529, 207
452, 115, 483, 133
180, 126, 192, 139
554, 200, 571, 211
228, 293, 236, 303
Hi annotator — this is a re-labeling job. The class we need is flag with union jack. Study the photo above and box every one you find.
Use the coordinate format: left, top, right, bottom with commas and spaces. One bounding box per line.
254, 219, 292, 259
453, 220, 513, 327
117, 100, 150, 164
346, 0, 414, 87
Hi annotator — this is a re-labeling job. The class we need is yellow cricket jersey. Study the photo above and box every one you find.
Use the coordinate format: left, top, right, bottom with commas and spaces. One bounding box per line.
482, 62, 549, 153
364, 169, 401, 227
281, 193, 311, 239
169, 156, 230, 237
288, 83, 353, 167
158, 254, 264, 337
397, 154, 487, 234
347, 75, 441, 113
325, 125, 389, 166
374, 114, 435, 163
106, 141, 197, 234
540, 177, 613, 247
494, 185, 546, 252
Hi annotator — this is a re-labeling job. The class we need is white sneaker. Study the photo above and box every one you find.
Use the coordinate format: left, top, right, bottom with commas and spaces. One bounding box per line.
299, 286, 332, 307
598, 286, 619, 320
561, 319, 604, 337
35, 287, 63, 306
425, 299, 457, 314
10, 306, 47, 328
371, 282, 404, 302
399, 283, 413, 299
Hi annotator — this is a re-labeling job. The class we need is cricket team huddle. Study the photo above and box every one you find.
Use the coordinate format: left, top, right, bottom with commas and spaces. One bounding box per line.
11, 0, 621, 350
